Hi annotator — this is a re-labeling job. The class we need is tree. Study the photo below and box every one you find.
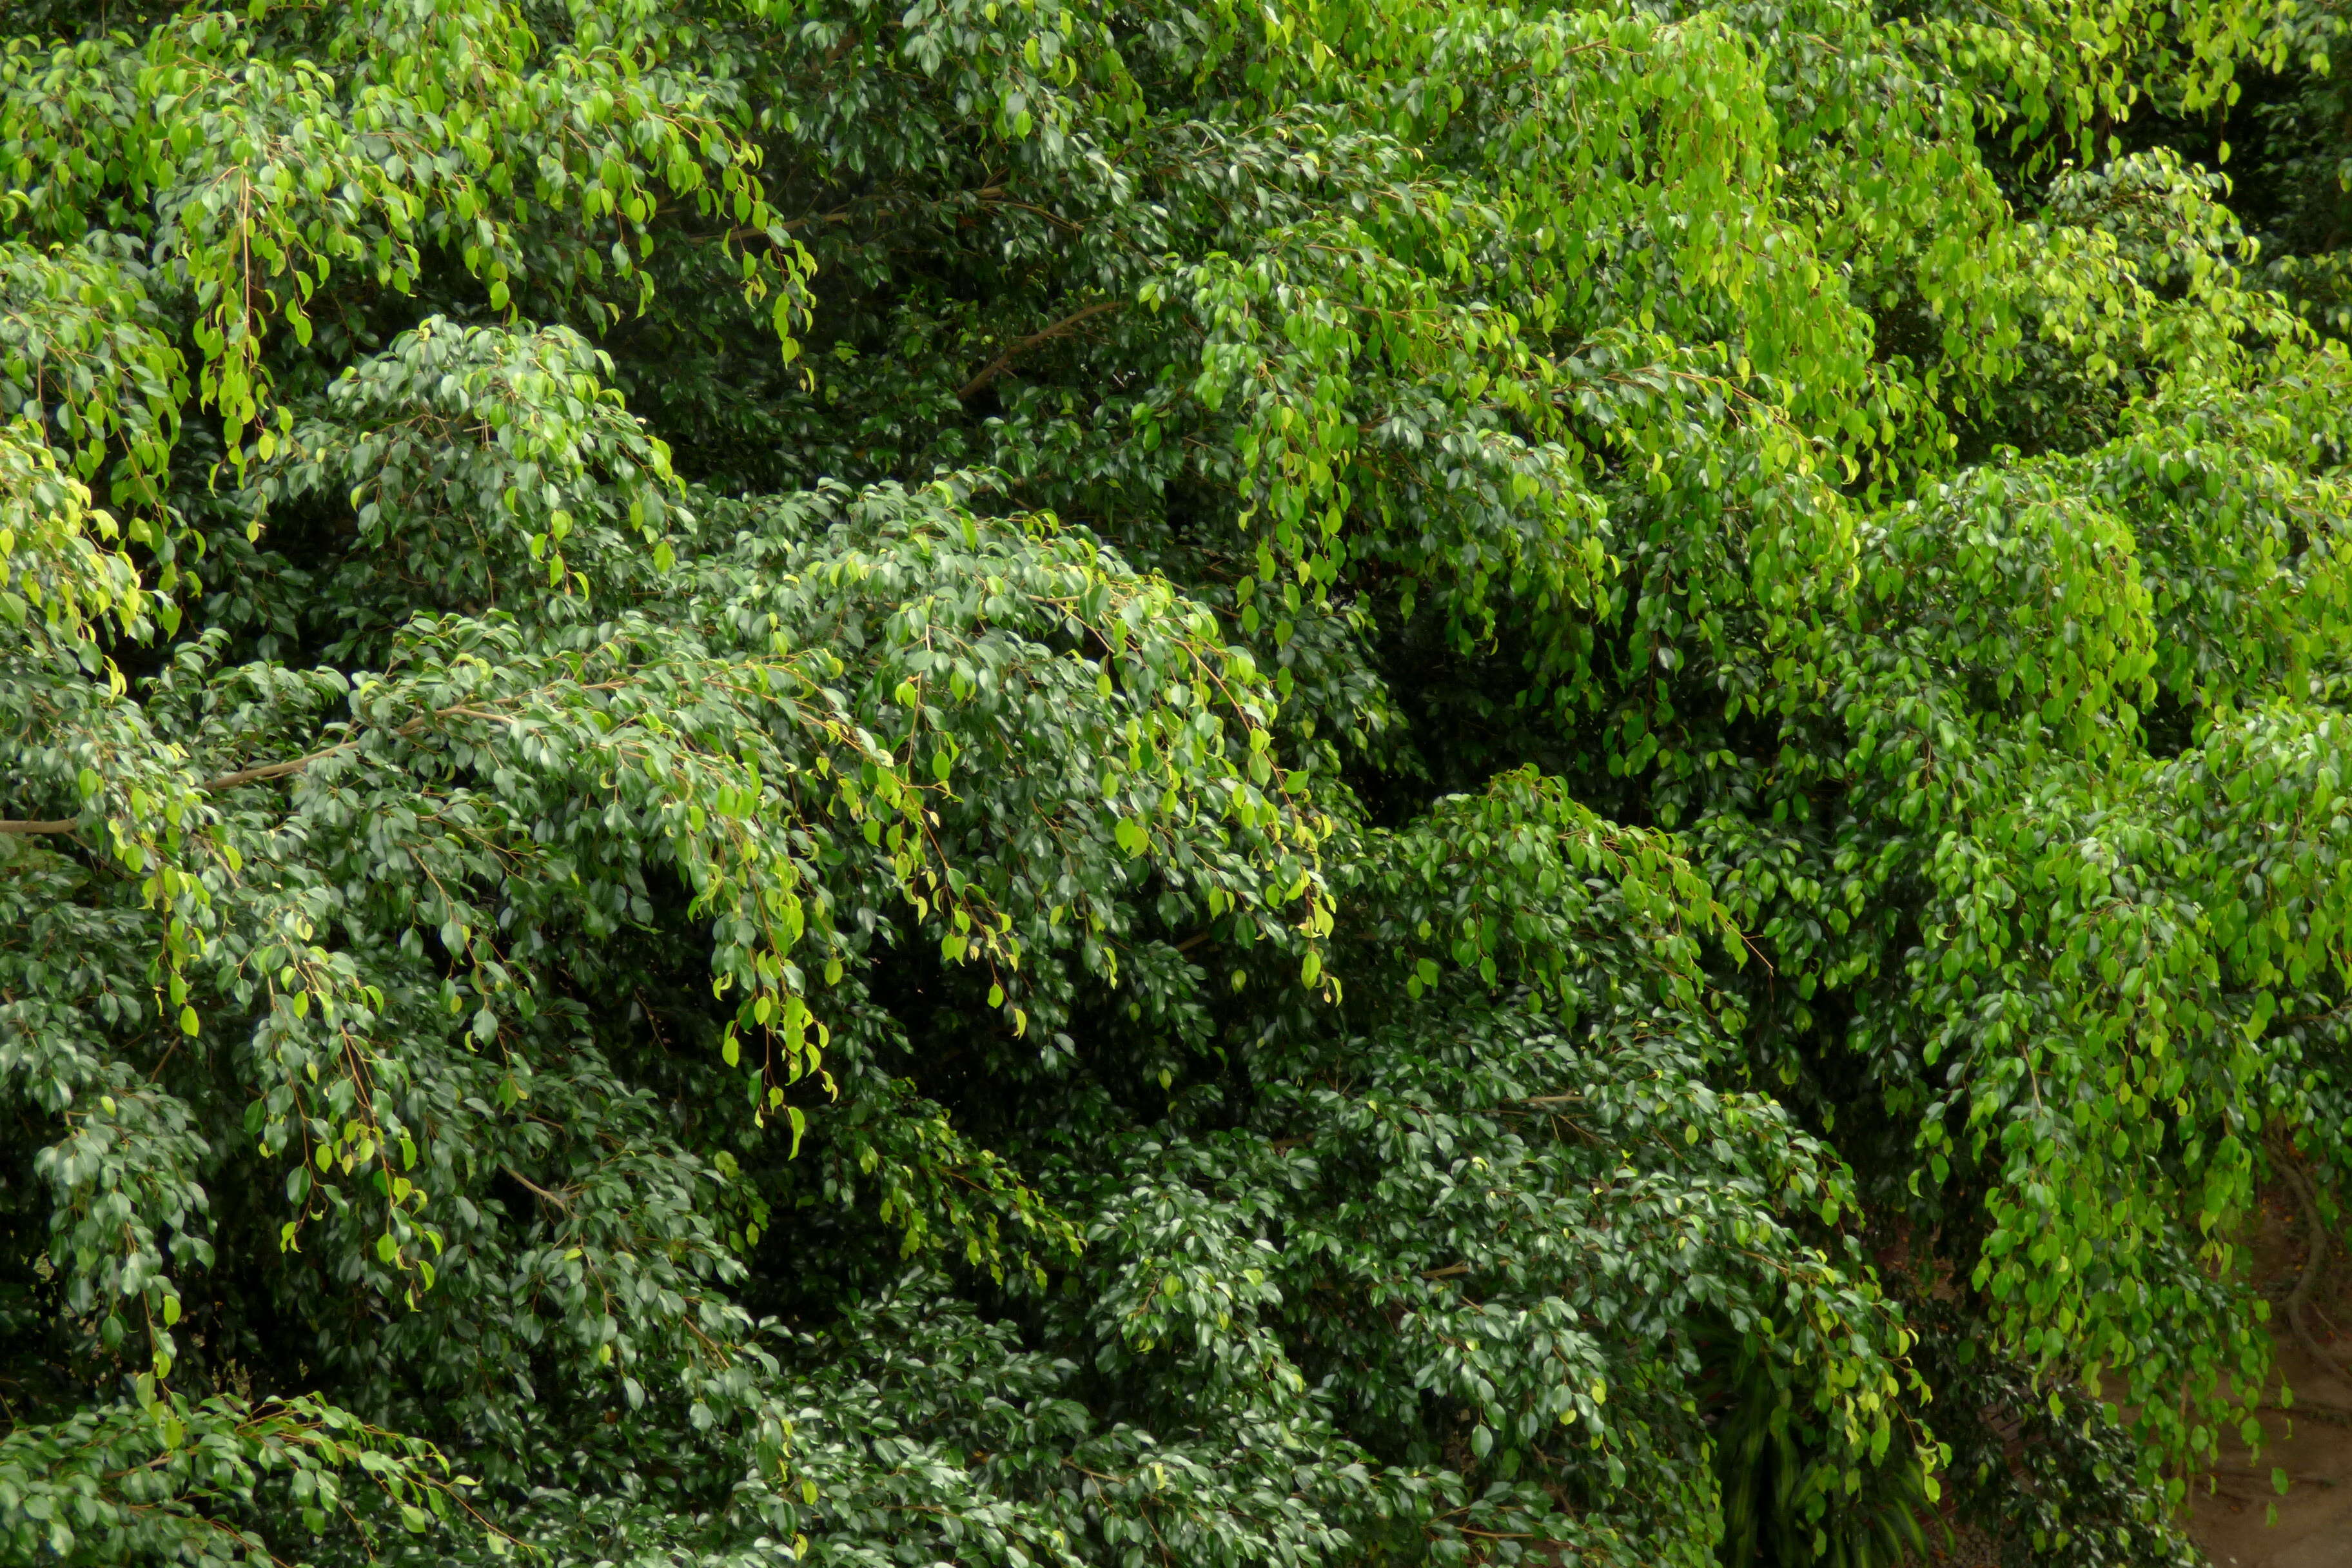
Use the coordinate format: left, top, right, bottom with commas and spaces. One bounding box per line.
3, 1, 2348, 1565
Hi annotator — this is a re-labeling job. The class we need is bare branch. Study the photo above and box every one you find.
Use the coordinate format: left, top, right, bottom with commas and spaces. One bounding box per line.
502, 1167, 576, 1213
0, 707, 467, 836
957, 299, 1123, 402
201, 746, 355, 792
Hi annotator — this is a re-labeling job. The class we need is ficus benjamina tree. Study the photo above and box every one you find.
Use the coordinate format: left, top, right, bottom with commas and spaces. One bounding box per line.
4, 0, 2351, 1564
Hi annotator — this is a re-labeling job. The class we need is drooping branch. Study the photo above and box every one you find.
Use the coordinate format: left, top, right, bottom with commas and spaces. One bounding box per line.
956, 299, 1124, 401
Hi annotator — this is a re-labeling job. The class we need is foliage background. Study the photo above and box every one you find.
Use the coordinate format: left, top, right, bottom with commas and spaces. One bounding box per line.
5, 1, 2352, 1565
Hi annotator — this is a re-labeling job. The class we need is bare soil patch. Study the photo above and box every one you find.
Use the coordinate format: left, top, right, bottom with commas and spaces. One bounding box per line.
2188, 1185, 2352, 1568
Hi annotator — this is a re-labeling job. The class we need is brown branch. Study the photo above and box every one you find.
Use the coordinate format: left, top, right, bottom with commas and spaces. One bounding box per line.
202, 748, 353, 791
0, 705, 489, 837
2277, 1152, 2342, 1371
957, 300, 1124, 401
3, 745, 356, 835
503, 1167, 576, 1213
974, 188, 1085, 234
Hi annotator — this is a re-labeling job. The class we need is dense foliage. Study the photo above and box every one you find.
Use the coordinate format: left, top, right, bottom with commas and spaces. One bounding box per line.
6, 1, 2352, 1564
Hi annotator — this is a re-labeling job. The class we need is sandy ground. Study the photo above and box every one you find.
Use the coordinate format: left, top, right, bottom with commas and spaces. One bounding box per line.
1905, 1182, 2352, 1567
2184, 1184, 2352, 1568
2189, 1332, 2352, 1568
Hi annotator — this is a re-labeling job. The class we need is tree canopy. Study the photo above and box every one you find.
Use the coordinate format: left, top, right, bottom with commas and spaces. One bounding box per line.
5, 1, 2351, 1565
